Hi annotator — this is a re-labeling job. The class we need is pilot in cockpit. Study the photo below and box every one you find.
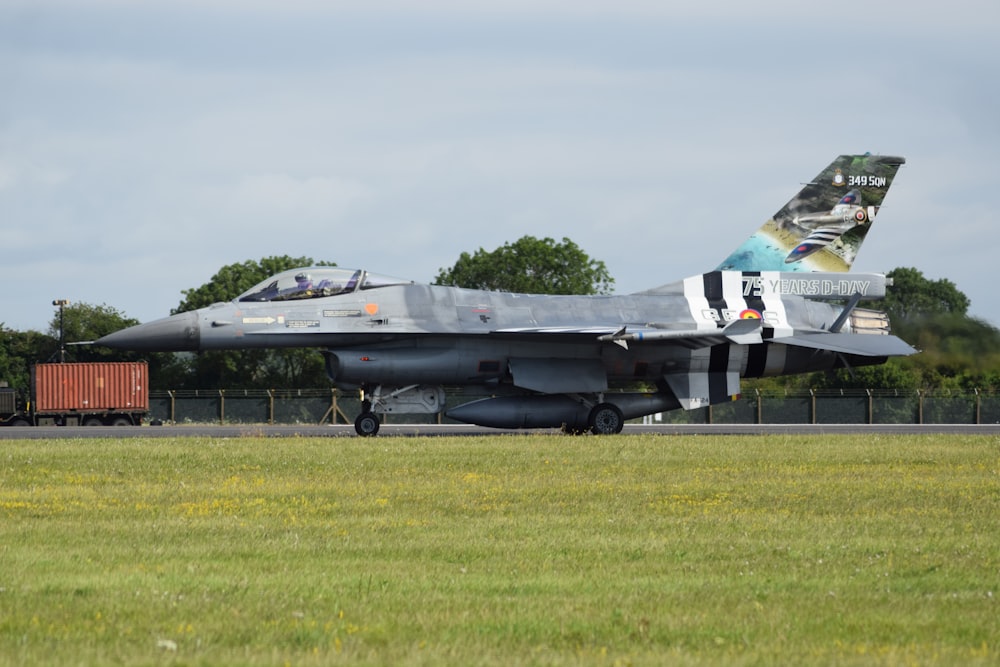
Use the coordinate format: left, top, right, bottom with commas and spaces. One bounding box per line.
273, 273, 315, 300
294, 273, 313, 291
239, 268, 365, 303
289, 272, 345, 299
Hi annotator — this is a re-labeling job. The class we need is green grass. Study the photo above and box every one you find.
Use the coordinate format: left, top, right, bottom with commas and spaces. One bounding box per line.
0, 434, 997, 666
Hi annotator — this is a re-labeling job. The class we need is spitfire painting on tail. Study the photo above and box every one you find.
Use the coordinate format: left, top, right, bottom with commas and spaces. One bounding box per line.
718, 154, 902, 272
98, 154, 914, 435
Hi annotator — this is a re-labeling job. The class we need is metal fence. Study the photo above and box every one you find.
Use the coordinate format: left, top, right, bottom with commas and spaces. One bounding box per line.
149, 388, 1000, 425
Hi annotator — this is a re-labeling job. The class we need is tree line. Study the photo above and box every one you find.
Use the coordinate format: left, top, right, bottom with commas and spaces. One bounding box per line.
2, 239, 998, 394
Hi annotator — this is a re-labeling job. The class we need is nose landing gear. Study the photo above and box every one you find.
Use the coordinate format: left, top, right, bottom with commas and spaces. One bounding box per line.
352, 385, 446, 436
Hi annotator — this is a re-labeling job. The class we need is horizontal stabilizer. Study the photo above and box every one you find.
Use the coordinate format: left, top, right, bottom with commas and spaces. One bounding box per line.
775, 332, 916, 357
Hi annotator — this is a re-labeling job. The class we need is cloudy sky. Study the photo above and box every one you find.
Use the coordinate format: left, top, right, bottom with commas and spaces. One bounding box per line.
3, 0, 999, 334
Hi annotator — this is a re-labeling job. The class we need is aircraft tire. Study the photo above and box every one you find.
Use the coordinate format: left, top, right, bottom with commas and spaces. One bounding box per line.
589, 403, 624, 435
355, 412, 380, 437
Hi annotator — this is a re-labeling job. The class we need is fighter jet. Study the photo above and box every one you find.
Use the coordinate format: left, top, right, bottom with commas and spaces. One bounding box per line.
97, 153, 914, 435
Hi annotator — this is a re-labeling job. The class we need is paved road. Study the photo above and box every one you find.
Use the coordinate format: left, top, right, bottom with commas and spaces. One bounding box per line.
2, 423, 999, 439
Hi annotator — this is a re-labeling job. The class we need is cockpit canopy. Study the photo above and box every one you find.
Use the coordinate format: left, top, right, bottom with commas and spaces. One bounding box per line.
237, 267, 413, 303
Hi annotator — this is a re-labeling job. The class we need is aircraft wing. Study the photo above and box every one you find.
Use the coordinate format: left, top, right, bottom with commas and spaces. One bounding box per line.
493, 326, 623, 335
497, 319, 763, 349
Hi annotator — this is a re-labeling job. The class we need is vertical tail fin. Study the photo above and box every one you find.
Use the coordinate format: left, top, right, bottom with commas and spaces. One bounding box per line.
717, 154, 905, 273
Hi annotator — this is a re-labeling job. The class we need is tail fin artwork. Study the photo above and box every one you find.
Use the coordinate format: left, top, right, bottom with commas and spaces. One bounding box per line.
717, 154, 905, 273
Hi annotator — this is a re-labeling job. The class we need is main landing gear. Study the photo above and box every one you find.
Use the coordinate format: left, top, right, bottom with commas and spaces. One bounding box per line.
354, 400, 380, 437
588, 402, 625, 435
564, 402, 625, 435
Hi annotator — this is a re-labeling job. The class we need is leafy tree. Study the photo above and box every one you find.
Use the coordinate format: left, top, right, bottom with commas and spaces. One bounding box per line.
0, 326, 55, 393
47, 302, 141, 362
876, 267, 1000, 390
170, 256, 336, 390
881, 267, 969, 322
434, 236, 614, 295
893, 314, 1000, 391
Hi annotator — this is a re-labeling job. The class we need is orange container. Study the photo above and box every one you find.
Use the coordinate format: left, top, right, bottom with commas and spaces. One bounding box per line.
32, 362, 149, 413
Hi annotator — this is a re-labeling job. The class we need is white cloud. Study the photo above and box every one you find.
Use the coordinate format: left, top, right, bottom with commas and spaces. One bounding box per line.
219, 173, 371, 222
1, 0, 998, 332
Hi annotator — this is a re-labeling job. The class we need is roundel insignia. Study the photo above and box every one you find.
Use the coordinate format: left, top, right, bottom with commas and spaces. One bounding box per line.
854, 208, 868, 223
739, 309, 762, 320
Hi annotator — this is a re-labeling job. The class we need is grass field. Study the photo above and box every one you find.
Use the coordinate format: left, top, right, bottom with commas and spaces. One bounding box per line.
0, 434, 997, 666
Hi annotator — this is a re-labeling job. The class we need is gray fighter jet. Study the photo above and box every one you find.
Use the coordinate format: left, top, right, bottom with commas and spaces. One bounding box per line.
97, 154, 914, 435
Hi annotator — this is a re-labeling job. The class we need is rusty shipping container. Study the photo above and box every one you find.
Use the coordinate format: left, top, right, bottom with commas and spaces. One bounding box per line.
31, 362, 149, 413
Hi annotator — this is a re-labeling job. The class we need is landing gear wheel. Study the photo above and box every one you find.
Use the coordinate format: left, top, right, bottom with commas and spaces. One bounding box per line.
589, 403, 624, 435
354, 412, 380, 437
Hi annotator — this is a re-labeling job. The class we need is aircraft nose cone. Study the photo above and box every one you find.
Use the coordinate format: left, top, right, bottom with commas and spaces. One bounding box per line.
96, 311, 200, 352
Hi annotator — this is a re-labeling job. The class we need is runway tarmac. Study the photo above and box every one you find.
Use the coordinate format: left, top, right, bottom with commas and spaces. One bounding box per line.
2, 422, 999, 439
